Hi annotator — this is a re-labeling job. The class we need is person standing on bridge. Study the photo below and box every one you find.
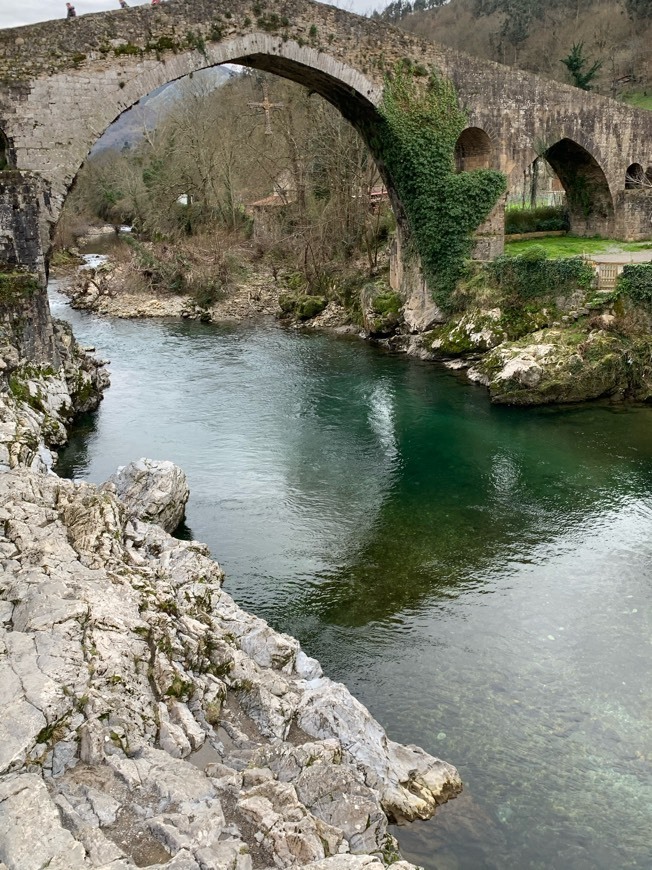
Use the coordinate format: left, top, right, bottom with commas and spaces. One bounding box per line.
66, 3, 76, 17
151, 0, 161, 5
119, 0, 128, 7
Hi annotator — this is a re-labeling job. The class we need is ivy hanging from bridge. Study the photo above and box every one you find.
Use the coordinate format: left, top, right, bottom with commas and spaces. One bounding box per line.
373, 64, 506, 309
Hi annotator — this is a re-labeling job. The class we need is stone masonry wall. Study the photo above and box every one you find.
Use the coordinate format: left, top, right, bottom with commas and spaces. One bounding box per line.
0, 171, 47, 277
0, 172, 57, 366
0, 0, 651, 213
614, 190, 652, 240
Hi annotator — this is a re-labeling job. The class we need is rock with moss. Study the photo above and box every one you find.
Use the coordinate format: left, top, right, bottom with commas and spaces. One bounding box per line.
0, 320, 109, 468
426, 308, 505, 356
474, 327, 652, 405
361, 286, 403, 336
279, 292, 328, 322
422, 304, 555, 359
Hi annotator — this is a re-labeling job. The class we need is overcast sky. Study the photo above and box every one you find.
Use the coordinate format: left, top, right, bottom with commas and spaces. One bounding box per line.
0, 0, 376, 30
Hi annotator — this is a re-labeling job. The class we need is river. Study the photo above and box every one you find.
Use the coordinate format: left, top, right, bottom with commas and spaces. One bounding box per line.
49, 281, 652, 870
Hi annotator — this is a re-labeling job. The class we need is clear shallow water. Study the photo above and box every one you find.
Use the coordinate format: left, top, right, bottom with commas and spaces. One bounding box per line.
50, 285, 652, 870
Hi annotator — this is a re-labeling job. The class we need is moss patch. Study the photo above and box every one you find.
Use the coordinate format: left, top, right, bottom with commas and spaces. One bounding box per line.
278, 293, 328, 321
0, 271, 39, 303
479, 328, 652, 406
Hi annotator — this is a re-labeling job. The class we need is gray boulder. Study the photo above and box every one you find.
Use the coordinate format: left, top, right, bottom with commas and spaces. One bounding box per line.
108, 458, 189, 532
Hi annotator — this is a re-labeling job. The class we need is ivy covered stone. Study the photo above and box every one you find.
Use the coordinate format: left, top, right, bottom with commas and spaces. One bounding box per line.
487, 246, 594, 301
374, 65, 506, 308
617, 264, 652, 307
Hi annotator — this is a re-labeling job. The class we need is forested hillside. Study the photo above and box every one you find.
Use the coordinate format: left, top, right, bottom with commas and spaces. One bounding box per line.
375, 0, 652, 104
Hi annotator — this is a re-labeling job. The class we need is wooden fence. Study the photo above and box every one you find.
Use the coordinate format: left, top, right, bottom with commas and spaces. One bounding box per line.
595, 263, 621, 291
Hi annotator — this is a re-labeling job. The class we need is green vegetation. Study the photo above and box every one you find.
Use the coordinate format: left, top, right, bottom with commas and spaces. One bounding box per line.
505, 205, 569, 235
372, 289, 402, 317
560, 42, 602, 90
278, 293, 328, 320
186, 31, 207, 56
165, 674, 194, 699
504, 236, 652, 258
49, 249, 82, 269
8, 374, 35, 407
488, 246, 594, 300
35, 716, 69, 746
618, 264, 652, 306
621, 91, 652, 111
374, 64, 506, 307
113, 42, 141, 57
147, 36, 180, 53
0, 271, 39, 302
368, 288, 402, 333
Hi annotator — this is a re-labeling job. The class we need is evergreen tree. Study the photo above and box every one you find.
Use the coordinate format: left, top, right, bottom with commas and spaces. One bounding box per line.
561, 42, 602, 90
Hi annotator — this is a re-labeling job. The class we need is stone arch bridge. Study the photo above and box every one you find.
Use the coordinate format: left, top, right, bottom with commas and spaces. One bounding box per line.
0, 0, 651, 328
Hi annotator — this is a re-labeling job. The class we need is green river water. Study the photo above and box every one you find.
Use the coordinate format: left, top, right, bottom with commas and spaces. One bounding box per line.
50, 283, 652, 870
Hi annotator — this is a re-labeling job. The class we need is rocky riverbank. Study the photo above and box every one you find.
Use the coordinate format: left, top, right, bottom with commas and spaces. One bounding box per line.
1, 314, 109, 470
62, 243, 652, 408
0, 283, 461, 868
64, 256, 284, 324
403, 302, 652, 406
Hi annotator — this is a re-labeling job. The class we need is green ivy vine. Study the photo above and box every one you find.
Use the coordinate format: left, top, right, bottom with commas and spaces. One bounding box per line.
372, 65, 506, 308
618, 263, 652, 306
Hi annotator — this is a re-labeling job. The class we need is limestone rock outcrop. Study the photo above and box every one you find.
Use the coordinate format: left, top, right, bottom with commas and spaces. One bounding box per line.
0, 463, 462, 868
0, 318, 108, 471
0, 334, 462, 868
108, 458, 190, 533
472, 328, 652, 406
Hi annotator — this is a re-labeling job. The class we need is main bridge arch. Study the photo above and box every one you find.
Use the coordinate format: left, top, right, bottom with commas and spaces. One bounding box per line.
0, 0, 651, 303
5, 33, 388, 228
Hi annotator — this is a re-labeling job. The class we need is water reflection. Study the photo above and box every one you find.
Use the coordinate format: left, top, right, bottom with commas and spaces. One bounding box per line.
52, 287, 652, 870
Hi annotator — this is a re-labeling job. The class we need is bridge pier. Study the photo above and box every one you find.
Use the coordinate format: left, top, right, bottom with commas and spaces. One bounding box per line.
0, 171, 48, 279
614, 191, 652, 241
0, 172, 59, 365
472, 197, 506, 261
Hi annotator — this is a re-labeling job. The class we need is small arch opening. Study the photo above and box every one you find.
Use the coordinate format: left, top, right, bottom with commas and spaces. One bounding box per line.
626, 162, 648, 189
454, 127, 493, 172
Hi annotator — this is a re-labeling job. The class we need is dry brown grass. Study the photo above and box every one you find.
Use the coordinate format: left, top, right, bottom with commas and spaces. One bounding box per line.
400, 0, 651, 94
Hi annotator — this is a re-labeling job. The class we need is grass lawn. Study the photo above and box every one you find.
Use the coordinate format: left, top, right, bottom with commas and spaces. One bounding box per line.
621, 92, 652, 111
504, 236, 652, 258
